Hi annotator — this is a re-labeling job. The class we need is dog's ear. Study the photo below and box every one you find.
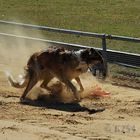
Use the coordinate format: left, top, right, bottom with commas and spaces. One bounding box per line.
81, 49, 89, 58
89, 48, 102, 58
90, 48, 95, 52
89, 48, 97, 55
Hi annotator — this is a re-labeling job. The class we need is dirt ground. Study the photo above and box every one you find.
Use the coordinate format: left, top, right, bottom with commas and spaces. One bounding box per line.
0, 44, 140, 140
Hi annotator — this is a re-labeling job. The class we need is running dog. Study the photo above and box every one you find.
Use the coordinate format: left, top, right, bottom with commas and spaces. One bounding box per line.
7, 47, 107, 102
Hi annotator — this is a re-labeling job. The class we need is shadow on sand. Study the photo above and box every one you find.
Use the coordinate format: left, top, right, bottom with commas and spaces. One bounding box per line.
20, 95, 105, 114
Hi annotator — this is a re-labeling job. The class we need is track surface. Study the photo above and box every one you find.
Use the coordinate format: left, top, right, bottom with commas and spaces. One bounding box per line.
0, 45, 140, 140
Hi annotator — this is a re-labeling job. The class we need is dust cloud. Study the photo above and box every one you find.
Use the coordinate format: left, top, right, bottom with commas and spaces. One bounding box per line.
0, 26, 49, 75
0, 24, 108, 103
27, 73, 108, 104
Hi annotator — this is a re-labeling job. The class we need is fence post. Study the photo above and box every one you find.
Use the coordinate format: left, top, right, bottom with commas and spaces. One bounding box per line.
102, 34, 107, 60
102, 34, 108, 76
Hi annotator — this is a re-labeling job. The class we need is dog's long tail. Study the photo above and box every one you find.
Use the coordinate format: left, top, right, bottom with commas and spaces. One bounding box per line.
5, 70, 29, 88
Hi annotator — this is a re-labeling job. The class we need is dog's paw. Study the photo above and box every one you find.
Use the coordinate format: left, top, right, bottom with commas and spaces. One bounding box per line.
74, 95, 81, 103
73, 98, 81, 103
20, 98, 31, 104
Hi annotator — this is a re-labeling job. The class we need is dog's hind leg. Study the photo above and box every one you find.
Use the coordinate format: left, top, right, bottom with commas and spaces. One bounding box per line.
40, 74, 54, 90
61, 78, 80, 101
20, 72, 38, 102
75, 77, 84, 92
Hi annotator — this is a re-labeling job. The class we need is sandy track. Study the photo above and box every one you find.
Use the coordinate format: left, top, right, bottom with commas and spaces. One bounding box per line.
0, 69, 140, 140
0, 43, 140, 140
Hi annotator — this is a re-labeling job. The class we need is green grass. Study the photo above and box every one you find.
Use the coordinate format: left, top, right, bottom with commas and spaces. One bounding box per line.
0, 0, 140, 53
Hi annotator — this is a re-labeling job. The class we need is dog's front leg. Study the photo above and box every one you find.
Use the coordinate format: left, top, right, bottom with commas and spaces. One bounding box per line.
75, 77, 84, 92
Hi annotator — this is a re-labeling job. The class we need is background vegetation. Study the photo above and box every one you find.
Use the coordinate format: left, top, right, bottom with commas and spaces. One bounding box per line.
0, 0, 140, 88
0, 0, 140, 53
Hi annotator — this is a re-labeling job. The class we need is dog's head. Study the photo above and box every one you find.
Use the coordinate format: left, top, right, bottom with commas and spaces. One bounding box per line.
81, 48, 107, 79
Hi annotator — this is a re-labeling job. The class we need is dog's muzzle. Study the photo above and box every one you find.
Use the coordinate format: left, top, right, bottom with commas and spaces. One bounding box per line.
89, 63, 107, 80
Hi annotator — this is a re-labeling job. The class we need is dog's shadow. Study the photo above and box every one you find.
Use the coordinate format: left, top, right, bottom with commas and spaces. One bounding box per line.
21, 95, 105, 114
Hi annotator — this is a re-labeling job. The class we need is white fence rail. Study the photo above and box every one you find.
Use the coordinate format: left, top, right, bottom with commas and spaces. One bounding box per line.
0, 20, 140, 68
